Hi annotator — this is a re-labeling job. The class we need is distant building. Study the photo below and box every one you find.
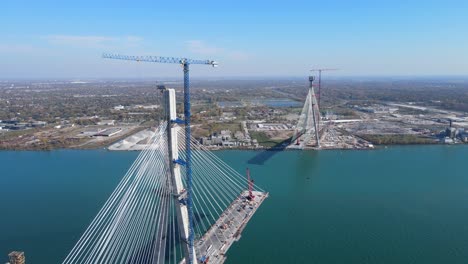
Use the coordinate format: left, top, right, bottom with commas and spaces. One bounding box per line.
222, 141, 236, 147
4, 124, 27, 130
442, 137, 454, 144
462, 133, 468, 143
30, 121, 47, 127
140, 104, 159, 109
200, 137, 212, 146
446, 127, 457, 138
234, 131, 245, 140
81, 128, 106, 136
252, 139, 259, 148
130, 104, 159, 110
94, 128, 122, 137
97, 120, 115, 126
256, 123, 290, 131
8, 251, 25, 264
211, 136, 223, 145
219, 130, 232, 141
0, 120, 19, 125
356, 106, 398, 114
200, 130, 234, 146
445, 127, 465, 139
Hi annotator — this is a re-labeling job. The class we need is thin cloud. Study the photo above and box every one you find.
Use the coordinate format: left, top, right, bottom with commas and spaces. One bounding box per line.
125, 36, 143, 43
44, 35, 114, 47
186, 40, 250, 61
186, 40, 224, 55
0, 44, 37, 53
42, 35, 143, 48
227, 50, 249, 61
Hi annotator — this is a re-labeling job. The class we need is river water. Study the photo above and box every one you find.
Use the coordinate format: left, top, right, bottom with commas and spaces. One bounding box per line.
0, 146, 467, 263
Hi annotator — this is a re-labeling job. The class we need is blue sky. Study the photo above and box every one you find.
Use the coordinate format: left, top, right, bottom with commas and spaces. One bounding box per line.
2, 0, 468, 78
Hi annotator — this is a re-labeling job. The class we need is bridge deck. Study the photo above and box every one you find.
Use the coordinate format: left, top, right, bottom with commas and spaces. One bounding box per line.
194, 190, 268, 264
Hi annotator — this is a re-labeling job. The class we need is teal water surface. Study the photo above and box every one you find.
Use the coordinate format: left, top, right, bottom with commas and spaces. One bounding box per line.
1, 146, 467, 263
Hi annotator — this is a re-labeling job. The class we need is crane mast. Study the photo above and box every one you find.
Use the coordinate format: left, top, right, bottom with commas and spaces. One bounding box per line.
310, 68, 338, 109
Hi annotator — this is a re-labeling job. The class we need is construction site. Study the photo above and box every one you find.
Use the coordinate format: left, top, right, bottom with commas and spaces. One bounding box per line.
195, 190, 268, 264
103, 72, 468, 152
3, 58, 468, 264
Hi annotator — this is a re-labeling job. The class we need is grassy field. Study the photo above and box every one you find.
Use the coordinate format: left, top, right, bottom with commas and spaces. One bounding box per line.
192, 122, 242, 138
359, 134, 436, 145
250, 131, 290, 148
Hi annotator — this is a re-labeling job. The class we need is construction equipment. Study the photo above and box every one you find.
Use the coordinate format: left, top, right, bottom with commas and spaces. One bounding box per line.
246, 168, 255, 200
103, 53, 217, 264
8, 251, 25, 264
310, 68, 338, 109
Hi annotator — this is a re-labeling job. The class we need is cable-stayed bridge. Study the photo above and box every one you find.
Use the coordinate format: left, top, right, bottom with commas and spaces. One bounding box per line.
290, 76, 322, 149
62, 88, 268, 264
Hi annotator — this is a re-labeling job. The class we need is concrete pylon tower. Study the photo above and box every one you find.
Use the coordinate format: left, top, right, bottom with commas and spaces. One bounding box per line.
163, 88, 197, 263
293, 76, 321, 148
309, 76, 321, 148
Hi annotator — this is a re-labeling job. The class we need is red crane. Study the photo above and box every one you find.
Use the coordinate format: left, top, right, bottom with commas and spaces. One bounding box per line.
246, 168, 255, 200
310, 68, 338, 109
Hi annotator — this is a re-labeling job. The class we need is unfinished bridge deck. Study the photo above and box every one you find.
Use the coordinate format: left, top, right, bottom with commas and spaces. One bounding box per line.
194, 191, 268, 264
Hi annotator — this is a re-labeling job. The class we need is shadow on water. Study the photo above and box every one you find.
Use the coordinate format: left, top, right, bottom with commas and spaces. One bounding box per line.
296, 150, 319, 182
247, 137, 293, 165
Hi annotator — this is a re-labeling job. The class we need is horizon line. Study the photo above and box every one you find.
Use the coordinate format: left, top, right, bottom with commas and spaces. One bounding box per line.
2, 74, 468, 82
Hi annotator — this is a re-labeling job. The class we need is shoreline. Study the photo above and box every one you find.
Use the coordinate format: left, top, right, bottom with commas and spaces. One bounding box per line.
0, 141, 464, 152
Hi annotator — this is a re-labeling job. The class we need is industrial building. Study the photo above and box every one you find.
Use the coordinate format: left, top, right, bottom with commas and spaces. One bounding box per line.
94, 127, 122, 137
355, 105, 399, 114
96, 119, 115, 126
81, 128, 106, 136
255, 123, 291, 130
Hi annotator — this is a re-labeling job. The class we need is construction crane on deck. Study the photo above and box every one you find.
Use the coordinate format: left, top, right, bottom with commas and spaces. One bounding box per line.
102, 53, 218, 264
310, 68, 338, 109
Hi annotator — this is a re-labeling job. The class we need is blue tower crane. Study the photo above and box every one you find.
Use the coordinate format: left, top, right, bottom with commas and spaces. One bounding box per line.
103, 53, 218, 264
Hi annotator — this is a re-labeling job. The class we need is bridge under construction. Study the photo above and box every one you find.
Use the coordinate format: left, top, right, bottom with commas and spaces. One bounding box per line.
289, 76, 322, 149
62, 55, 268, 264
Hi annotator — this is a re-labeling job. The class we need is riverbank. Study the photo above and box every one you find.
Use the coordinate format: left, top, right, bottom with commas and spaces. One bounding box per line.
1, 126, 464, 151
0, 125, 147, 151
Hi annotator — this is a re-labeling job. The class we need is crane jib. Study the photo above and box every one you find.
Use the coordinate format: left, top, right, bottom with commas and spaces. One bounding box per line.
102, 53, 217, 66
